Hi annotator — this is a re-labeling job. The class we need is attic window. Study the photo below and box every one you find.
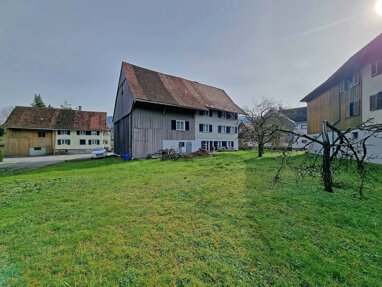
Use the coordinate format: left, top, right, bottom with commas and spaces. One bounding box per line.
371, 60, 380, 76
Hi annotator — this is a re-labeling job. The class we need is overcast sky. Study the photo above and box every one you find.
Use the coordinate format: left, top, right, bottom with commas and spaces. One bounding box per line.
1, 0, 381, 115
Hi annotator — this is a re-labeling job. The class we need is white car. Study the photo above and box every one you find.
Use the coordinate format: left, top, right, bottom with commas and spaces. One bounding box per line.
91, 148, 107, 159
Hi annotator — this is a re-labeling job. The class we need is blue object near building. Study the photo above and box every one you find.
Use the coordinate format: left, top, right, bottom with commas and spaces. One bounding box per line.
122, 153, 129, 161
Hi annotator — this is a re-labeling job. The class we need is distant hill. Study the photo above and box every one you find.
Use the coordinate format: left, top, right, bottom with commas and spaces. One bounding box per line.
107, 116, 113, 128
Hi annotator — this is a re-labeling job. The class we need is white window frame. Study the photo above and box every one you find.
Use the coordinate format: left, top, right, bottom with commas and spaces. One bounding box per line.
353, 72, 360, 86
176, 120, 185, 131
339, 80, 346, 93
89, 139, 100, 145
371, 60, 379, 77
58, 139, 71, 145
78, 131, 87, 135
199, 110, 209, 116
200, 124, 210, 133
91, 131, 99, 136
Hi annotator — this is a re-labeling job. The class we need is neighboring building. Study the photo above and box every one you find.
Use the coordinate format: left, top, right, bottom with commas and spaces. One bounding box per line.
3, 106, 110, 157
281, 107, 308, 149
113, 62, 244, 158
106, 115, 114, 151
238, 107, 307, 150
301, 33, 382, 163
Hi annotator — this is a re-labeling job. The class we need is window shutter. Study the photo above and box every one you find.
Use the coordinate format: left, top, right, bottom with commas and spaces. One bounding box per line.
57, 139, 61, 145
171, 120, 176, 130
218, 111, 222, 118
77, 131, 80, 135
231, 141, 234, 148
209, 125, 212, 133
199, 110, 204, 115
370, 95, 377, 111
67, 131, 71, 135
97, 140, 100, 145
218, 126, 221, 133
354, 101, 360, 116
235, 127, 238, 133
199, 124, 203, 132
185, 121, 189, 131
209, 110, 213, 117
345, 104, 350, 118
378, 92, 382, 110
97, 131, 100, 136
88, 140, 91, 145
68, 140, 71, 145
58, 130, 61, 135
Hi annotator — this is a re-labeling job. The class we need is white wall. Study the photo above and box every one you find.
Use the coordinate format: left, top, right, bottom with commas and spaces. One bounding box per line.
361, 62, 382, 123
292, 122, 308, 149
195, 110, 239, 149
55, 130, 111, 151
307, 131, 382, 164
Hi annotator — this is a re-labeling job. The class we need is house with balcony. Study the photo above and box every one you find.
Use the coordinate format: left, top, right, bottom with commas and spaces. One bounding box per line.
3, 106, 110, 157
113, 62, 244, 158
301, 33, 382, 163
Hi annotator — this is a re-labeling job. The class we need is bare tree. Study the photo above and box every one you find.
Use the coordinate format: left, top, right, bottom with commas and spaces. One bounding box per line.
276, 120, 382, 196
60, 100, 72, 110
243, 98, 285, 157
0, 106, 14, 124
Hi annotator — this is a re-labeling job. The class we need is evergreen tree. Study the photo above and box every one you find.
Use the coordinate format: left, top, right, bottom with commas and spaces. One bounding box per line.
31, 94, 46, 108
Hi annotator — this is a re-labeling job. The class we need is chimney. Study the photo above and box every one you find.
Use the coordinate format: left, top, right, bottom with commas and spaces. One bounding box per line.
78, 106, 82, 111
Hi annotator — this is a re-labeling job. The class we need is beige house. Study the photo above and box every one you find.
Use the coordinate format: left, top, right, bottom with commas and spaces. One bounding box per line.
4, 106, 110, 157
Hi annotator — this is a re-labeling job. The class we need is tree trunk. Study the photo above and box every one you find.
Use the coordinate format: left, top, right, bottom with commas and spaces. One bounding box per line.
322, 143, 333, 193
258, 143, 264, 157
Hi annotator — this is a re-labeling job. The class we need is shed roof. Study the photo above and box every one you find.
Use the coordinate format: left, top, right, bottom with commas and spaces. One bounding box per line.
4, 106, 107, 131
301, 33, 382, 102
122, 62, 244, 114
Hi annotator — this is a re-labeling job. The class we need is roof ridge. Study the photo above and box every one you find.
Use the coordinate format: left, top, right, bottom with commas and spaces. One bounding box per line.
123, 62, 226, 92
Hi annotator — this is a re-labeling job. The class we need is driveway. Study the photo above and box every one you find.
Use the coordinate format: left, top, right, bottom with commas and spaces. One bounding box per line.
0, 154, 93, 171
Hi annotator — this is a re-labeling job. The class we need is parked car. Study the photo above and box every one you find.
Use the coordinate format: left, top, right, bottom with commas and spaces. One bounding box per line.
91, 148, 107, 159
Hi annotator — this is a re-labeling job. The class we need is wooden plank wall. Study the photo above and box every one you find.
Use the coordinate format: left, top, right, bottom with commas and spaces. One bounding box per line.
307, 83, 362, 134
4, 129, 54, 157
131, 107, 195, 158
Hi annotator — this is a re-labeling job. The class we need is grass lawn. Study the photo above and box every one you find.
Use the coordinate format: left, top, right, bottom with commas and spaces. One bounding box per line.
0, 151, 381, 286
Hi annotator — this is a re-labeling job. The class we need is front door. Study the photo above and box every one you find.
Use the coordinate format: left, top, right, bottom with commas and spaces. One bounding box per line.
186, 142, 192, 154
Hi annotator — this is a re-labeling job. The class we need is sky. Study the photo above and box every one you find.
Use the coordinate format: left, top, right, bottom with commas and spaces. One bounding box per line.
1, 0, 382, 115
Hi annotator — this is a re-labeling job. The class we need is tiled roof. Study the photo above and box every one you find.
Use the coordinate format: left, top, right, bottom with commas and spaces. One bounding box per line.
301, 33, 382, 102
281, 107, 307, 123
4, 106, 107, 131
122, 62, 244, 114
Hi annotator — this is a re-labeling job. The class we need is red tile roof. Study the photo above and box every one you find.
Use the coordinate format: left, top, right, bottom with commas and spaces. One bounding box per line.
122, 62, 244, 114
4, 106, 107, 131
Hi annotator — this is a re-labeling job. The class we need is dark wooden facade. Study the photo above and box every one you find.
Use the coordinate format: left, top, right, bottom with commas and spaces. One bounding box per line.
307, 81, 362, 134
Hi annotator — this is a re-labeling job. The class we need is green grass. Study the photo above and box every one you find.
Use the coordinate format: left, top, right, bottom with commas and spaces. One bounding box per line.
0, 151, 381, 286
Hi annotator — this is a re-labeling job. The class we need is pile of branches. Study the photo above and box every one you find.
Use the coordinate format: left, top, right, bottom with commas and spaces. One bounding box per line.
159, 149, 213, 161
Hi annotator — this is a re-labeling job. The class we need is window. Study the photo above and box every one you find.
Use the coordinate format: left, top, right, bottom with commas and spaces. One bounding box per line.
226, 127, 231, 134
209, 110, 213, 117
34, 147, 42, 151
179, 142, 185, 149
38, 131, 45, 138
88, 139, 100, 145
176, 120, 185, 131
301, 124, 307, 129
103, 140, 108, 144
353, 72, 360, 86
346, 101, 360, 118
80, 139, 86, 145
91, 131, 99, 136
171, 120, 189, 131
77, 131, 87, 135
370, 92, 382, 111
371, 59, 380, 76
301, 140, 308, 144
199, 124, 212, 133
340, 80, 346, 93
351, 132, 359, 140
57, 130, 70, 135
199, 110, 209, 116
86, 131, 92, 135
57, 139, 70, 145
